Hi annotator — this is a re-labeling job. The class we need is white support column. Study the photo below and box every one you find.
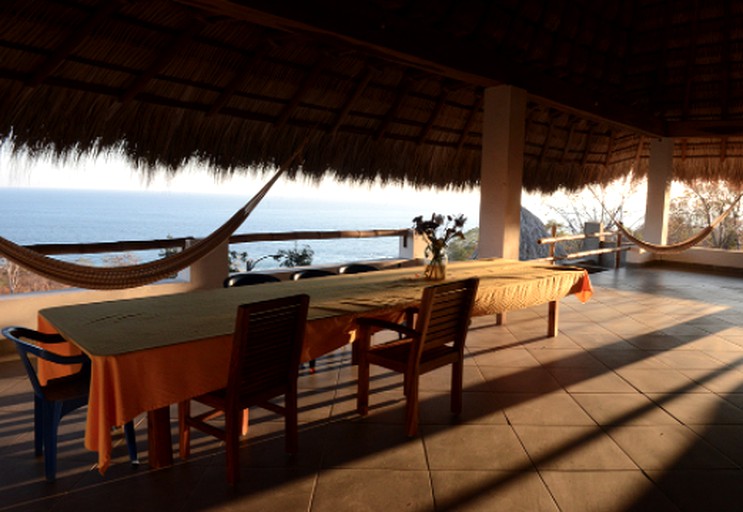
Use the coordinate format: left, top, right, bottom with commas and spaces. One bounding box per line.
645, 137, 673, 244
478, 85, 527, 260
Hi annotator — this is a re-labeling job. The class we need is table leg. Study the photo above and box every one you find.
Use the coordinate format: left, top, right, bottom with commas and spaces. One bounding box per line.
496, 312, 506, 325
548, 300, 558, 337
147, 407, 174, 468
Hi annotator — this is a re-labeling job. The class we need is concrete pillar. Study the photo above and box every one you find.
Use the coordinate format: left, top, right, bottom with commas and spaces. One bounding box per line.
478, 85, 527, 260
645, 137, 673, 244
399, 229, 427, 261
186, 239, 229, 290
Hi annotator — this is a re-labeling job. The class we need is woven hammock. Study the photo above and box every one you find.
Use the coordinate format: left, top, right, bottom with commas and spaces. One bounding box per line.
0, 146, 305, 290
615, 194, 742, 254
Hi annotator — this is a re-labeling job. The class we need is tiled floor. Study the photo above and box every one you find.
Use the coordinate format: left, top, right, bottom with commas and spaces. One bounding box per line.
2, 263, 743, 511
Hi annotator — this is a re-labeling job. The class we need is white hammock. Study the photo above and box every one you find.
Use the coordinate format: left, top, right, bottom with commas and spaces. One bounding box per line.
0, 147, 305, 289
614, 195, 742, 254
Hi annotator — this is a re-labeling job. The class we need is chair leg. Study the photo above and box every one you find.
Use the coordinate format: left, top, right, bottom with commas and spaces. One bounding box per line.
43, 402, 63, 481
357, 356, 370, 416
225, 409, 241, 486
285, 390, 298, 454
451, 359, 463, 415
405, 377, 420, 437
178, 401, 191, 460
123, 421, 139, 464
33, 396, 43, 457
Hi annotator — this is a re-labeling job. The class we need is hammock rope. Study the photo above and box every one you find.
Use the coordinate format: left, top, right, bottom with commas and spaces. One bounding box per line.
0, 144, 307, 289
591, 189, 742, 254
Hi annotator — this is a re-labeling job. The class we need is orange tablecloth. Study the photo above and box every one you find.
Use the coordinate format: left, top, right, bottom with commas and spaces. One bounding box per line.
37, 259, 591, 473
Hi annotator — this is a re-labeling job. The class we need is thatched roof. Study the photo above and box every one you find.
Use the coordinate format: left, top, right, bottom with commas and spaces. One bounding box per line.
2, 0, 743, 193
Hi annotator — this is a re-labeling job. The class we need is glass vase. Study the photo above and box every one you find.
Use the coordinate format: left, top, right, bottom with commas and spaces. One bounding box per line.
424, 251, 448, 281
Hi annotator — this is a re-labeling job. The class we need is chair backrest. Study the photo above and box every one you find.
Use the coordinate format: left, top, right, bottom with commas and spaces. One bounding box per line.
227, 295, 310, 404
291, 269, 335, 280
1, 326, 90, 400
413, 278, 479, 361
339, 264, 378, 274
224, 273, 281, 288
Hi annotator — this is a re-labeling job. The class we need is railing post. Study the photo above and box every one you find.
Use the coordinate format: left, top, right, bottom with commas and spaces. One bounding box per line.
549, 225, 556, 264
399, 229, 427, 261
615, 232, 623, 269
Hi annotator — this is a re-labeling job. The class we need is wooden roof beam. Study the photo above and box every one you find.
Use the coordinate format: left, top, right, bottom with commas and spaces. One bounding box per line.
330, 65, 374, 136
456, 93, 482, 151
375, 72, 413, 140
119, 19, 205, 105
175, 0, 667, 136
274, 55, 327, 129
27, 0, 123, 87
208, 45, 270, 117
416, 83, 448, 145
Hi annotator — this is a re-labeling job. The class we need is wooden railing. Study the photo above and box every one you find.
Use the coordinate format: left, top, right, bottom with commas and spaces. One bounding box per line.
538, 225, 632, 270
22, 229, 411, 258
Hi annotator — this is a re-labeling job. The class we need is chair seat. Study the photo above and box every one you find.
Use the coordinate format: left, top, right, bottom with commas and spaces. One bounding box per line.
42, 373, 89, 402
368, 340, 460, 372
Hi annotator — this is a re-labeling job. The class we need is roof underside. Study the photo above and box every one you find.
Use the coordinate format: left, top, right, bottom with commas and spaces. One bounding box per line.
2, 0, 743, 193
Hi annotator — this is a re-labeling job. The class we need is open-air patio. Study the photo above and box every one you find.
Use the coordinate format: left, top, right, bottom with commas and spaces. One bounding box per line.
2, 262, 742, 512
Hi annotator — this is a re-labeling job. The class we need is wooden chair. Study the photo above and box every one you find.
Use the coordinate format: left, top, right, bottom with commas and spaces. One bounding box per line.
1, 326, 138, 481
355, 278, 479, 436
178, 294, 309, 485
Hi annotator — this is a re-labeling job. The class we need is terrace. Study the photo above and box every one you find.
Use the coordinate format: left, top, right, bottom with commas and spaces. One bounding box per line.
1, 262, 742, 511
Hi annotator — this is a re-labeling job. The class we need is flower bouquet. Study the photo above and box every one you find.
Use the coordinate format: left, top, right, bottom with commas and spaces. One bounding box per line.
412, 213, 466, 280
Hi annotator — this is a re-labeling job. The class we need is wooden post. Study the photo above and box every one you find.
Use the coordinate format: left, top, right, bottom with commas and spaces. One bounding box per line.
549, 225, 557, 263
548, 301, 558, 337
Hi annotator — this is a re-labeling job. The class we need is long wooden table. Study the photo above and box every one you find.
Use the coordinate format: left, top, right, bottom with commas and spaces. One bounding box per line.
37, 259, 592, 474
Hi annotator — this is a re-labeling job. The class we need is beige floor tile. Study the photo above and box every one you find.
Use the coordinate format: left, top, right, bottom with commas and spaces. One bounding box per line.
645, 470, 743, 512
571, 393, 681, 426
655, 350, 739, 370
312, 469, 434, 512
548, 367, 637, 393
687, 424, 743, 469
614, 368, 699, 393
541, 470, 679, 512
647, 392, 743, 424
423, 424, 532, 471
320, 423, 428, 470
478, 366, 562, 393
513, 425, 637, 470
469, 346, 540, 367
503, 391, 596, 426
680, 368, 743, 394
431, 470, 559, 512
419, 390, 509, 426
607, 425, 738, 470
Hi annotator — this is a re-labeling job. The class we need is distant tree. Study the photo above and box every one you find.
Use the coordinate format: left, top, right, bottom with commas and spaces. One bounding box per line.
272, 244, 314, 268
668, 180, 743, 249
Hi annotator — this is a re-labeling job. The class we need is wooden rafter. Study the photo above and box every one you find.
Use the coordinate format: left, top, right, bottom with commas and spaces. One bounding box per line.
417, 83, 448, 145
581, 122, 595, 166
330, 64, 374, 136
119, 18, 205, 104
375, 71, 412, 140
538, 112, 557, 167
721, 0, 732, 119
560, 116, 576, 164
633, 134, 645, 171
207, 45, 270, 117
275, 54, 327, 129
604, 129, 615, 167
456, 93, 482, 151
27, 0, 123, 87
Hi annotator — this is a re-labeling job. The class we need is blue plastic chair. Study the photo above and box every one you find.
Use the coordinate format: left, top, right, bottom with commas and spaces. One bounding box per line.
2, 326, 138, 481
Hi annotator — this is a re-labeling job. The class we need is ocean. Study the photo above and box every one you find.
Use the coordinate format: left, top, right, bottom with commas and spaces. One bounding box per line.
0, 188, 481, 270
